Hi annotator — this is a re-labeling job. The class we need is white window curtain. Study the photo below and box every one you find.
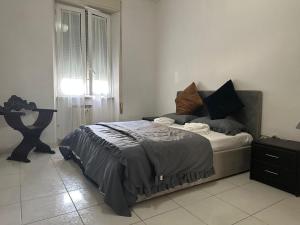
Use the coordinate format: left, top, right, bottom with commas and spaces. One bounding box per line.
55, 5, 86, 140
88, 9, 115, 123
55, 4, 116, 140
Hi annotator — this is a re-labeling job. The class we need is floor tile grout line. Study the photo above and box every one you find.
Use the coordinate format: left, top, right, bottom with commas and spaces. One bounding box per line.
213, 195, 251, 215
52, 149, 174, 224
20, 152, 77, 225
139, 206, 181, 222
22, 210, 77, 225
20, 190, 68, 204
1, 158, 295, 225
213, 187, 291, 217
180, 204, 209, 225
131, 209, 144, 223
19, 162, 23, 225
50, 152, 86, 225
48, 154, 291, 225
52, 150, 143, 224
200, 179, 242, 196
250, 215, 270, 225
179, 194, 250, 225
131, 221, 146, 225
203, 178, 288, 215
231, 215, 252, 225
180, 205, 209, 225
167, 192, 212, 208
250, 196, 291, 216
213, 185, 293, 222
19, 156, 68, 203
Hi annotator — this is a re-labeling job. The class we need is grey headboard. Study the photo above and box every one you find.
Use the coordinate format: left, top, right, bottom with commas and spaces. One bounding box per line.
177, 91, 263, 139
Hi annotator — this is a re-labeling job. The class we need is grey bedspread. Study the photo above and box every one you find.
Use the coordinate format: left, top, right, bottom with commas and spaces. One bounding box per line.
60, 120, 214, 216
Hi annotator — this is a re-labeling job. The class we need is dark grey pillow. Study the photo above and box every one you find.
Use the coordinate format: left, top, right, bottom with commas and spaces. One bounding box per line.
191, 116, 246, 135
162, 113, 198, 125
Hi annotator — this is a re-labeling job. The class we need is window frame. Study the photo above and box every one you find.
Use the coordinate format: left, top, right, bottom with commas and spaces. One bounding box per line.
86, 7, 112, 96
55, 3, 112, 97
55, 4, 87, 95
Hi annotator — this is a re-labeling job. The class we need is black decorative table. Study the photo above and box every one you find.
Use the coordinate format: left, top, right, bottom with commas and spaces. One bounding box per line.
0, 95, 57, 163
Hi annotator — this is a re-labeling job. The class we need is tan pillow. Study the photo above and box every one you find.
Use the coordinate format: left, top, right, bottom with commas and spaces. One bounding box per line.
175, 82, 203, 115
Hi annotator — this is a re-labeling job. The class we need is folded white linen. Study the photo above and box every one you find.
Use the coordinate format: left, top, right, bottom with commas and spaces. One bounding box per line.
154, 117, 175, 126
183, 122, 210, 135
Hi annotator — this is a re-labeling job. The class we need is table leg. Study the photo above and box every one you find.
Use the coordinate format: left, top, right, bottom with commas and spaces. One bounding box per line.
7, 138, 35, 163
34, 140, 55, 154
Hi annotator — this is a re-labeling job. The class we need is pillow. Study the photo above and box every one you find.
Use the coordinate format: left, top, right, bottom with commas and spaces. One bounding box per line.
162, 113, 198, 125
175, 82, 203, 115
191, 116, 246, 135
203, 80, 244, 119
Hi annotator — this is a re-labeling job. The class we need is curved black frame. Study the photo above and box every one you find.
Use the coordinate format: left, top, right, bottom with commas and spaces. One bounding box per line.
1, 96, 57, 163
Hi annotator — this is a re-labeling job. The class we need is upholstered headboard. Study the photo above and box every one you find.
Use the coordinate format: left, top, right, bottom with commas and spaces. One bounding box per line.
177, 91, 263, 139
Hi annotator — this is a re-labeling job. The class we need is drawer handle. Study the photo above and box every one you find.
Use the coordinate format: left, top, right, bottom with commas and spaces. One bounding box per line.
264, 169, 279, 176
265, 153, 279, 159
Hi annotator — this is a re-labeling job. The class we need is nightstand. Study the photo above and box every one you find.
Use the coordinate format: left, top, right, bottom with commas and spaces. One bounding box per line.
142, 116, 158, 121
250, 137, 300, 196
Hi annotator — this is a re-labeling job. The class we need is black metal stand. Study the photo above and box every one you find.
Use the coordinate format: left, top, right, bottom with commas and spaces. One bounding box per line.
1, 96, 57, 163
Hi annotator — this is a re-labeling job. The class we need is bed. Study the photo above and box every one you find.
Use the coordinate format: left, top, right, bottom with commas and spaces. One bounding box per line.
137, 90, 262, 201
59, 90, 262, 216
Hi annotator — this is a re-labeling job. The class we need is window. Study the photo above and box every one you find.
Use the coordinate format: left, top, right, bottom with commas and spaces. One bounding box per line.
55, 4, 111, 97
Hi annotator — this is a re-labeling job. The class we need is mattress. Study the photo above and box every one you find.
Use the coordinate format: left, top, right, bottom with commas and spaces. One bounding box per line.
169, 124, 253, 152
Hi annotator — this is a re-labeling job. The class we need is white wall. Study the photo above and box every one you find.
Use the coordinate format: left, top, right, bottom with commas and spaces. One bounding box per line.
155, 0, 300, 141
120, 0, 157, 120
0, 0, 56, 153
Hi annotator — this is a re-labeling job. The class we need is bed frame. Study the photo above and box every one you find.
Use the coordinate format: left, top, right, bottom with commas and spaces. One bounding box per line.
137, 90, 263, 201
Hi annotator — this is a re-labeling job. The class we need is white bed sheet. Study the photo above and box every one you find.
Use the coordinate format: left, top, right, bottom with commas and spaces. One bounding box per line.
169, 124, 253, 152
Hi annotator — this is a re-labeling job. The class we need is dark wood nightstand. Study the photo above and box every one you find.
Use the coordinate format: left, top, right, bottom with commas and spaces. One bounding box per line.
250, 137, 300, 196
142, 116, 158, 121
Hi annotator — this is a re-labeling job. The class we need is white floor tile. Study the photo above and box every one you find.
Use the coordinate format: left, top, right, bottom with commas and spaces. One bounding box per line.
0, 186, 20, 206
0, 173, 20, 190
133, 196, 179, 220
168, 185, 211, 207
21, 180, 66, 201
254, 197, 300, 225
235, 216, 267, 225
0, 160, 20, 176
217, 181, 292, 214
200, 179, 236, 195
27, 211, 83, 225
62, 175, 95, 191
0, 203, 21, 225
184, 196, 248, 225
224, 172, 251, 186
79, 204, 141, 225
22, 193, 76, 224
1, 149, 296, 225
144, 208, 206, 225
20, 155, 53, 173
54, 160, 82, 178
20, 168, 61, 186
50, 150, 65, 163
69, 188, 104, 210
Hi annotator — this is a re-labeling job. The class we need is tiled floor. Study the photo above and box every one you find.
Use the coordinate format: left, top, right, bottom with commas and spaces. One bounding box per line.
0, 150, 298, 225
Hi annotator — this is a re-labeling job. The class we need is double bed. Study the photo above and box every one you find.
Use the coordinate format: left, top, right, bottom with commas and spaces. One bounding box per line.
60, 90, 262, 216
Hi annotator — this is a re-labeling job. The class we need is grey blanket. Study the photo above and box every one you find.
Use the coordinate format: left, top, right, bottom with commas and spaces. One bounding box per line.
60, 120, 214, 216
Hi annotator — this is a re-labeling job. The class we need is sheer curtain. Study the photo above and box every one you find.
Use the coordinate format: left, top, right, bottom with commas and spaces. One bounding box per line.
55, 5, 86, 140
88, 11, 115, 123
